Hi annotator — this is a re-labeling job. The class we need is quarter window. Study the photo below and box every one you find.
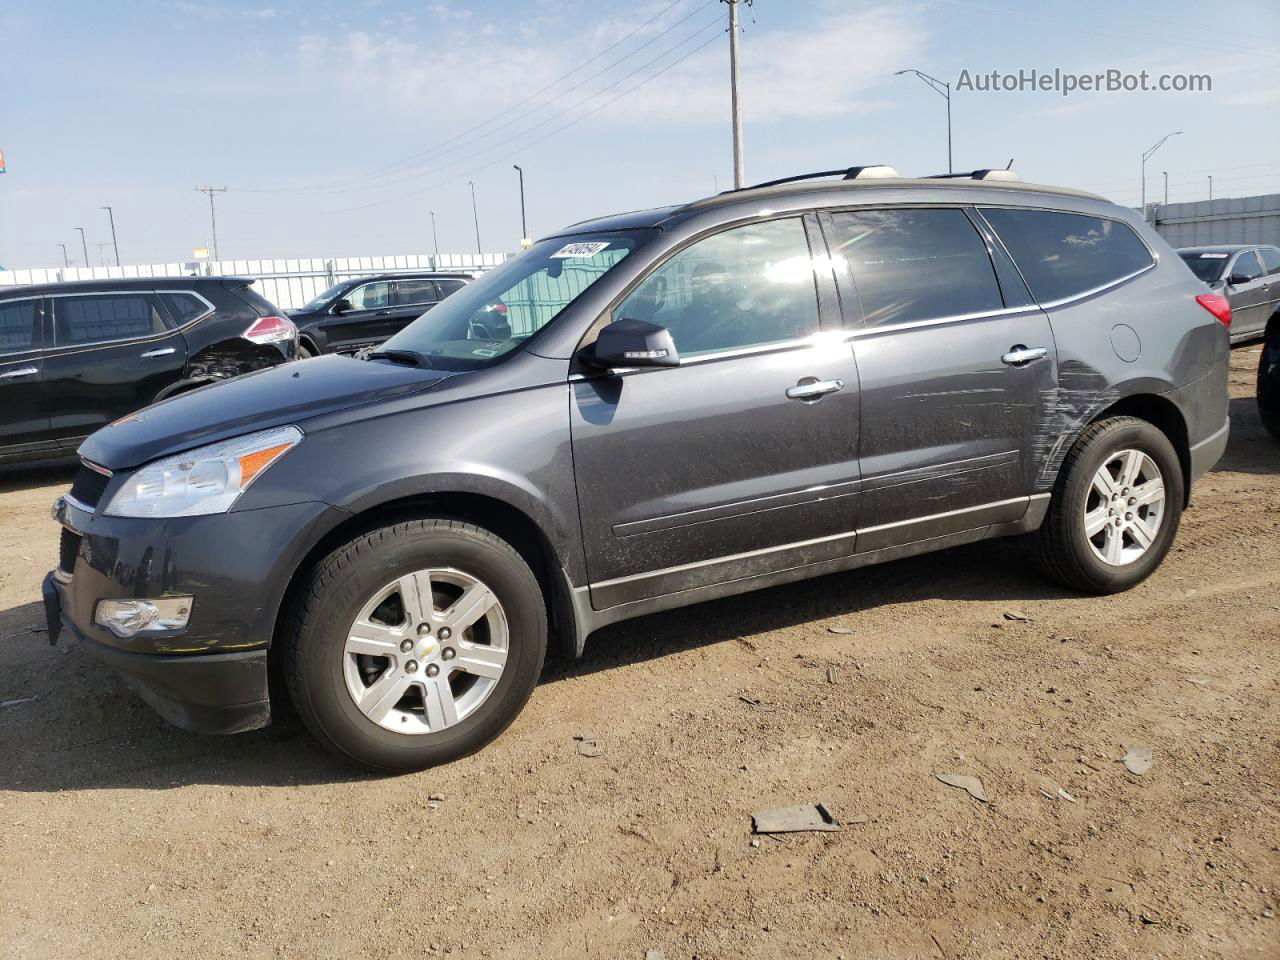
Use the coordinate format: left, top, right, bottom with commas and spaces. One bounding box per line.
825, 208, 1003, 327
347, 282, 392, 310
1260, 247, 1280, 276
394, 279, 439, 306
614, 217, 820, 357
980, 208, 1154, 303
158, 292, 209, 325
55, 295, 166, 346
0, 300, 37, 353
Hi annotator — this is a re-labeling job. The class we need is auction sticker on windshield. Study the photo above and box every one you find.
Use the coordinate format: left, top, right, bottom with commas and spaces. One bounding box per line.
551, 241, 611, 259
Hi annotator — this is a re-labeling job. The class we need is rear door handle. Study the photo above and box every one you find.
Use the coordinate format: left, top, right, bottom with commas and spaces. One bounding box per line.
0, 366, 38, 380
786, 378, 844, 401
140, 347, 176, 359
1001, 345, 1048, 366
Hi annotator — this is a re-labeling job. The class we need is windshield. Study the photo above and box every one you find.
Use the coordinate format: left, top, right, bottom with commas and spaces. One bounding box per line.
378, 232, 648, 369
301, 282, 349, 311
1179, 252, 1228, 284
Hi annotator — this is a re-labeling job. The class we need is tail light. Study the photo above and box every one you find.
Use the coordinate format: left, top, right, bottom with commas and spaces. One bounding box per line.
242, 315, 296, 344
1195, 292, 1231, 329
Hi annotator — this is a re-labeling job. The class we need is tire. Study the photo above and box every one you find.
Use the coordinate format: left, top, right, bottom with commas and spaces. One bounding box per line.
285, 519, 547, 772
1259, 333, 1280, 442
298, 341, 318, 359
1033, 416, 1184, 594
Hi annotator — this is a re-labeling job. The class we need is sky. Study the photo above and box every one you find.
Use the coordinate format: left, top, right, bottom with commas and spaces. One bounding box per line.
0, 0, 1277, 269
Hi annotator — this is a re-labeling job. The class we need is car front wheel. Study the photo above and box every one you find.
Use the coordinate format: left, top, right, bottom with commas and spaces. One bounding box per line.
1034, 416, 1184, 594
285, 519, 547, 771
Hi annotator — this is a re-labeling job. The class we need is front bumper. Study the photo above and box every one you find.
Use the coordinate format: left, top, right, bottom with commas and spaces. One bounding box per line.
45, 495, 344, 734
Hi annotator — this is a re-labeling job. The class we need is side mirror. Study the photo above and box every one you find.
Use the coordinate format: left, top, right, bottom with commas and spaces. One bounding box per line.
331, 298, 352, 314
1226, 273, 1251, 287
588, 318, 680, 369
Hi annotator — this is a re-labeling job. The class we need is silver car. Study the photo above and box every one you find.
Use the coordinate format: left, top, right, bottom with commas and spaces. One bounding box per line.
1178, 244, 1280, 342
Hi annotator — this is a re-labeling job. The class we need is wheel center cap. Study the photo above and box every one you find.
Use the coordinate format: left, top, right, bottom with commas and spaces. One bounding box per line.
417, 636, 437, 659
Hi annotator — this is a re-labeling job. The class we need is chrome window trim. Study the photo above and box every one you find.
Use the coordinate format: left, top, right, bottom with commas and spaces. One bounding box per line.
1031, 260, 1158, 310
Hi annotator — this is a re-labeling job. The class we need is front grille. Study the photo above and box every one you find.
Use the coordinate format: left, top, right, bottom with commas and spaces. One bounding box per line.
68, 462, 111, 510
58, 528, 82, 575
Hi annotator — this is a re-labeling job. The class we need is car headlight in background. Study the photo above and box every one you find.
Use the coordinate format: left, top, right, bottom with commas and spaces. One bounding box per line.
102, 426, 302, 517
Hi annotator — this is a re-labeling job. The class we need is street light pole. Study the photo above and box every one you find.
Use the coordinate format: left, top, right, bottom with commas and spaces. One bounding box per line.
1163, 171, 1168, 205
429, 210, 439, 258
725, 0, 746, 189
469, 180, 482, 256
895, 68, 952, 173
513, 165, 528, 244
195, 186, 227, 260
1139, 131, 1181, 214
1208, 175, 1213, 202
100, 205, 120, 266
75, 227, 88, 267
57, 243, 69, 267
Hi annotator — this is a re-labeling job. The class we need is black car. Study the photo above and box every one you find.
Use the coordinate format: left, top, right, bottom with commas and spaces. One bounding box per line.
1260, 316, 1280, 440
1, 276, 295, 467
43, 166, 1229, 772
286, 273, 471, 357
1177, 244, 1280, 343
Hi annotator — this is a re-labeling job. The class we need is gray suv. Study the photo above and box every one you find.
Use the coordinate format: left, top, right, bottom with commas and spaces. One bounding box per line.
44, 166, 1231, 771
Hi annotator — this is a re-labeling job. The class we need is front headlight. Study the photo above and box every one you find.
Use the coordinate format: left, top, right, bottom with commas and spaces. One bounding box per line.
102, 426, 302, 518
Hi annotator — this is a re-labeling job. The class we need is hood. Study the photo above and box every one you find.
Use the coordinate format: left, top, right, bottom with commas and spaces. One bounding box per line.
79, 355, 448, 469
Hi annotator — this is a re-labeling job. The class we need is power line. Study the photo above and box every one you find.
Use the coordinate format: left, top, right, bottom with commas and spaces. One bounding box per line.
235, 0, 710, 194
316, 26, 726, 216
308, 14, 725, 202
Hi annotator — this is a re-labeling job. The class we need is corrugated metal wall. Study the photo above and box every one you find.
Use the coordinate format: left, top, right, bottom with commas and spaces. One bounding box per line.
0, 252, 509, 310
1150, 193, 1280, 248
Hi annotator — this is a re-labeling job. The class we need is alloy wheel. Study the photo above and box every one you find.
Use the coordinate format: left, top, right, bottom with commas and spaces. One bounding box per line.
1082, 448, 1166, 566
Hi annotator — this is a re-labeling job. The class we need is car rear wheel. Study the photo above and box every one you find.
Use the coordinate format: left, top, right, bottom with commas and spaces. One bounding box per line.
285, 519, 546, 771
1034, 416, 1184, 594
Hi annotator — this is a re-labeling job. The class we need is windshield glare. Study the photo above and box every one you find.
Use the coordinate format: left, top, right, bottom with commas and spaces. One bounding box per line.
1179, 252, 1228, 284
302, 282, 348, 311
378, 232, 647, 369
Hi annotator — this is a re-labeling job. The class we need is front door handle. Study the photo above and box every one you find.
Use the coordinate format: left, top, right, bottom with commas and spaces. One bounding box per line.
140, 347, 176, 359
1001, 345, 1048, 366
375, 309, 393, 316
786, 377, 844, 402
0, 366, 38, 380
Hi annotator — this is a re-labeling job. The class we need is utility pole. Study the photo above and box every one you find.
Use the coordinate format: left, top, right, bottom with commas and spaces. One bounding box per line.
97, 242, 113, 266
1162, 171, 1169, 205
513, 165, 529, 245
1140, 132, 1180, 214
195, 186, 227, 260
429, 210, 439, 258
724, 0, 746, 188
895, 68, 953, 174
1208, 175, 1213, 202
57, 243, 69, 267
469, 180, 482, 256
100, 205, 120, 265
75, 227, 88, 267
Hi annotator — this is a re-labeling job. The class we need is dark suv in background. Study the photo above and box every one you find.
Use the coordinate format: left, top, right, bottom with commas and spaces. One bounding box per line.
286, 272, 471, 357
1177, 244, 1280, 342
44, 166, 1230, 772
1, 276, 294, 467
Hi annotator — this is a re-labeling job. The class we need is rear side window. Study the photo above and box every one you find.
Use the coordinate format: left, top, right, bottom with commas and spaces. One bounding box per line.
825, 207, 1003, 327
1231, 250, 1264, 282
0, 300, 38, 353
1261, 247, 1280, 275
394, 279, 439, 306
158, 292, 210, 324
54, 294, 166, 346
981, 208, 1153, 303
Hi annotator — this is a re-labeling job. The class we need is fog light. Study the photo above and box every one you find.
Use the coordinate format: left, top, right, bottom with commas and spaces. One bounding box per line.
94, 597, 193, 639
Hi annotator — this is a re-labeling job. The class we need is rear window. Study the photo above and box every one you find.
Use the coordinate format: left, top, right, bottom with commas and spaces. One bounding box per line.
159, 292, 211, 324
0, 300, 37, 353
824, 207, 1003, 327
1179, 252, 1229, 284
981, 208, 1154, 303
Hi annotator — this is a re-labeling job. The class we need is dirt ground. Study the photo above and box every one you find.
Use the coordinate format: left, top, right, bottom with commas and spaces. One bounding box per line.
1, 346, 1276, 960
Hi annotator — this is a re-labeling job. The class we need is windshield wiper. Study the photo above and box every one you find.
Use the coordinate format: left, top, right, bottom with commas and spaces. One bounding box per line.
366, 349, 435, 369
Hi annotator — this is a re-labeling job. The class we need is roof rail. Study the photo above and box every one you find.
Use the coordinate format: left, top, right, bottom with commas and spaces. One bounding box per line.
924, 167, 1021, 182
731, 165, 901, 192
